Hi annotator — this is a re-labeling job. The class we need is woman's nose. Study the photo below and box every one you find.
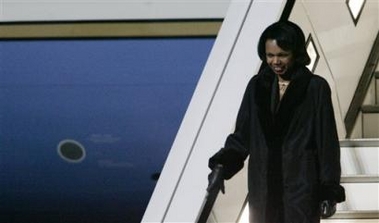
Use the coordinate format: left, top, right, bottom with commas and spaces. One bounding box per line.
273, 56, 280, 64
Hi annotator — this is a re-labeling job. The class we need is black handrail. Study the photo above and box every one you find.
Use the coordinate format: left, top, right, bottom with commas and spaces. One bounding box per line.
197, 164, 224, 223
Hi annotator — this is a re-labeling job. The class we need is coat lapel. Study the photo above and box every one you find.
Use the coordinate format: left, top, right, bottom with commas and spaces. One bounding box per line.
255, 66, 313, 144
255, 67, 276, 144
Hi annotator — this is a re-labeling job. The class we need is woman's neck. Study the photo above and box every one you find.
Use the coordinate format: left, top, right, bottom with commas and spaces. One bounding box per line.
277, 65, 296, 81
277, 74, 291, 82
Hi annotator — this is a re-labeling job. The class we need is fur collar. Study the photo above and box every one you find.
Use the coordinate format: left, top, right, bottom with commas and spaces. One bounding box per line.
255, 66, 313, 143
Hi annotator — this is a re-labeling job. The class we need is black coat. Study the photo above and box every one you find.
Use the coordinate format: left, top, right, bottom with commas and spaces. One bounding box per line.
209, 66, 345, 223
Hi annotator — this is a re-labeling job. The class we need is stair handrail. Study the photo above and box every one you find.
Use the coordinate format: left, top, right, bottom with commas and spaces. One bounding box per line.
345, 31, 379, 138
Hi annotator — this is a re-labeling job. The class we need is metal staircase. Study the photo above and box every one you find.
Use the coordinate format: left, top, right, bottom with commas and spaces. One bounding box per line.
322, 139, 379, 222
326, 72, 379, 222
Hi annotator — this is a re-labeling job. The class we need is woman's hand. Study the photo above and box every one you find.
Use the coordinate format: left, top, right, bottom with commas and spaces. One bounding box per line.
320, 200, 336, 218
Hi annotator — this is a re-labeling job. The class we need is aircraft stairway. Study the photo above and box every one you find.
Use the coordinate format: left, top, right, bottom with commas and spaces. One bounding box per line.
322, 139, 379, 223
325, 68, 379, 223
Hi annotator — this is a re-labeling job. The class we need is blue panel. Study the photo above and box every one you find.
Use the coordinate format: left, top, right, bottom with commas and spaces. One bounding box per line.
0, 38, 215, 222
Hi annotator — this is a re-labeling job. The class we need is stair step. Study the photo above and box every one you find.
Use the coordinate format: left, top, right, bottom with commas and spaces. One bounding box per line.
336, 139, 379, 221
340, 139, 378, 175
340, 139, 379, 147
331, 210, 379, 219
322, 221, 379, 223
341, 175, 379, 183
321, 219, 378, 223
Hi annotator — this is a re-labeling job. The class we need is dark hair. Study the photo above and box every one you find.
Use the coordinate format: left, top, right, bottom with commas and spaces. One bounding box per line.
257, 21, 311, 66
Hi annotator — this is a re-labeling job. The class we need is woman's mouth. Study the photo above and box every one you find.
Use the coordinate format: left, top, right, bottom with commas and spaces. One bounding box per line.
272, 66, 286, 74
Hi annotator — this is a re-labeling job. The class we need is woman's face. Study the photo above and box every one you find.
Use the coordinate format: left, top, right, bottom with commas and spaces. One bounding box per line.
265, 39, 294, 76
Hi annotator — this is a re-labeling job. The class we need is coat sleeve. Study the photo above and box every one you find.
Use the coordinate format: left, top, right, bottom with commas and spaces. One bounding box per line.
209, 80, 252, 179
314, 79, 345, 203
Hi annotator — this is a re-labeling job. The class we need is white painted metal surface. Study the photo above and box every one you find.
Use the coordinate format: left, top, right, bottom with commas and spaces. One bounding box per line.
299, 0, 379, 119
0, 0, 231, 21
142, 0, 253, 222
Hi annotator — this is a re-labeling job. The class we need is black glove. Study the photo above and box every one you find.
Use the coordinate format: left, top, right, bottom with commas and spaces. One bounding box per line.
320, 200, 336, 218
209, 148, 244, 180
207, 164, 225, 194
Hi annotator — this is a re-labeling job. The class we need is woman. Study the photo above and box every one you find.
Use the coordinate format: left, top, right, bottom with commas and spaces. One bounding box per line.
208, 21, 345, 223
